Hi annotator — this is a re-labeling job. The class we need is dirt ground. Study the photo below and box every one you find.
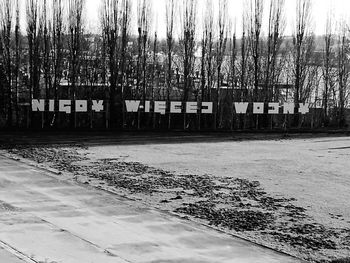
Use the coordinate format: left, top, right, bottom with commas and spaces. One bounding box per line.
4, 135, 350, 263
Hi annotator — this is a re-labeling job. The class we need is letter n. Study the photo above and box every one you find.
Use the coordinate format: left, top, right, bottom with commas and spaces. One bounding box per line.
32, 99, 45, 112
283, 103, 295, 114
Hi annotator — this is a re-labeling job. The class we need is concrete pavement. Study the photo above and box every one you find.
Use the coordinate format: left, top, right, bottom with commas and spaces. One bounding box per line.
0, 246, 27, 263
0, 155, 303, 263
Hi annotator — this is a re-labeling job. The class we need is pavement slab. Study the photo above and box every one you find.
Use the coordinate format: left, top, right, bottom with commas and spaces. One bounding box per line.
0, 155, 303, 263
0, 245, 27, 263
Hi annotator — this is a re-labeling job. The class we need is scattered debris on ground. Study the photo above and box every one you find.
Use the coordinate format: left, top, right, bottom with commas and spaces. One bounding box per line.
4, 145, 350, 263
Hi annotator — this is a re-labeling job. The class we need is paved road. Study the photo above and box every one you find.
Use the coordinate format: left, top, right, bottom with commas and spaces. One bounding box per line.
0, 155, 303, 263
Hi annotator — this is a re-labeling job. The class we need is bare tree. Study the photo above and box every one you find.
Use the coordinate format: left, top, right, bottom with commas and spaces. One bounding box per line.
14, 0, 20, 126
321, 12, 334, 126
291, 0, 315, 128
239, 11, 249, 101
336, 21, 349, 127
166, 0, 176, 103
42, 0, 52, 127
199, 0, 213, 129
120, 0, 131, 128
137, 0, 152, 101
215, 0, 228, 129
136, 0, 152, 129
100, 0, 120, 128
51, 0, 65, 127
265, 0, 285, 102
293, 0, 314, 104
165, 0, 176, 128
179, 0, 197, 130
180, 0, 197, 102
229, 20, 237, 130
119, 0, 131, 94
26, 0, 43, 100
0, 0, 14, 126
67, 0, 85, 128
247, 0, 264, 101
204, 0, 214, 102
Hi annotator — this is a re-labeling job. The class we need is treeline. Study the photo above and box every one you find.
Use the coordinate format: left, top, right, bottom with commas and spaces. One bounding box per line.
0, 0, 349, 130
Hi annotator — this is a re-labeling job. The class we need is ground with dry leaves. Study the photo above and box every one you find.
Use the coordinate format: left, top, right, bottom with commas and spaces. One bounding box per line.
3, 136, 350, 263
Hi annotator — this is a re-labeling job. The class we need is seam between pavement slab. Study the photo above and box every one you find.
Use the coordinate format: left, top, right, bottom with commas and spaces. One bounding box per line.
34, 215, 134, 263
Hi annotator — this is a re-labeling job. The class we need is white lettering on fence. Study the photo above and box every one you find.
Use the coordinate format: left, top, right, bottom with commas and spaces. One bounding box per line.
253, 103, 264, 114
268, 103, 279, 114
283, 103, 295, 114
154, 101, 166, 115
125, 100, 140, 112
201, 102, 213, 114
92, 100, 104, 112
299, 103, 310, 114
59, 100, 71, 114
31, 100, 311, 115
170, 102, 182, 113
234, 103, 249, 114
32, 99, 45, 112
76, 100, 87, 112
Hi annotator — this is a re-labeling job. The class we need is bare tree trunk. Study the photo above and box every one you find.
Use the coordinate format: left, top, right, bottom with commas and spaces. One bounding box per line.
136, 0, 152, 130
322, 13, 333, 127
42, 0, 51, 128
265, 0, 285, 101
336, 22, 348, 128
292, 0, 314, 127
120, 0, 131, 129
166, 0, 176, 129
239, 16, 249, 129
229, 21, 237, 130
247, 0, 263, 101
202, 0, 214, 129
246, 0, 263, 129
14, 0, 20, 127
51, 0, 64, 128
68, 0, 85, 129
1, 0, 14, 127
215, 0, 228, 129
264, 0, 285, 128
180, 0, 197, 130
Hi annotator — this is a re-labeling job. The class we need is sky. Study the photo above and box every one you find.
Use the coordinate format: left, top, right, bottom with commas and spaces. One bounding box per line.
19, 0, 350, 38
82, 0, 350, 38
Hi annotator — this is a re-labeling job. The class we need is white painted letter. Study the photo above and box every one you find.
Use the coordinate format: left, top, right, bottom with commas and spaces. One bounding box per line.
145, 101, 150, 113
32, 99, 45, 112
59, 100, 71, 114
92, 100, 104, 112
253, 103, 264, 114
170, 102, 182, 113
283, 103, 295, 114
186, 102, 197, 114
268, 103, 279, 114
49, 100, 55, 112
125, 100, 141, 112
201, 102, 213, 114
299, 103, 310, 114
76, 100, 87, 112
154, 101, 166, 115
234, 102, 249, 114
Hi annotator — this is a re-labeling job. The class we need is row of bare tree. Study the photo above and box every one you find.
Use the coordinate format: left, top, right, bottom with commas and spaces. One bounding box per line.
0, 0, 349, 129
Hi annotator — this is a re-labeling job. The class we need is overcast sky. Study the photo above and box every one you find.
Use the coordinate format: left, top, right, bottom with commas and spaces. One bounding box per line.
83, 0, 350, 38
19, 0, 350, 38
